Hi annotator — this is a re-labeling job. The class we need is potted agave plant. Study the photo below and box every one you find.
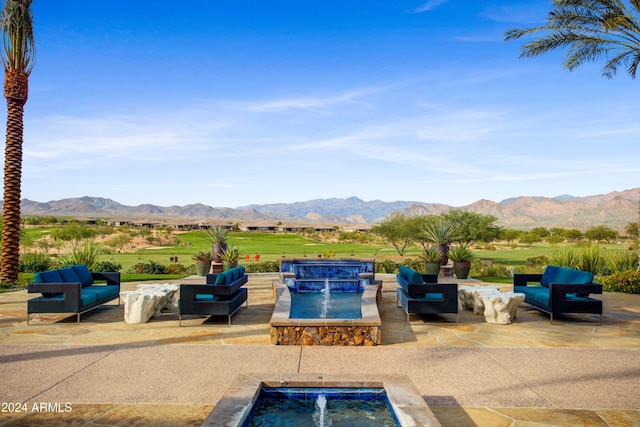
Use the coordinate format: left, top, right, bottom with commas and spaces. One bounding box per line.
420, 247, 442, 275
205, 226, 230, 263
219, 245, 240, 271
423, 217, 459, 265
192, 250, 213, 276
448, 244, 475, 280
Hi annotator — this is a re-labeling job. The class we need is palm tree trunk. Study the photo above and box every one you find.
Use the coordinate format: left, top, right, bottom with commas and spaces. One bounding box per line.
1, 98, 24, 285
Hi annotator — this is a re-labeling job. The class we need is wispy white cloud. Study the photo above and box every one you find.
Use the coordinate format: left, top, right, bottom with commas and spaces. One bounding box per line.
414, 0, 451, 13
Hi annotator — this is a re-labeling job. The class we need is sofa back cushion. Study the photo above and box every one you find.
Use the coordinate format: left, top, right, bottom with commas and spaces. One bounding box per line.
540, 266, 559, 287
71, 265, 94, 287
540, 265, 593, 287
556, 267, 594, 285
59, 266, 81, 283
213, 266, 247, 285
399, 266, 423, 285
33, 269, 64, 298
35, 269, 63, 284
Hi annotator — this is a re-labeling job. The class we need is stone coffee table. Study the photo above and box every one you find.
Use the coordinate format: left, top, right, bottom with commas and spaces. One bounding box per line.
478, 291, 525, 324
120, 283, 179, 324
458, 285, 525, 324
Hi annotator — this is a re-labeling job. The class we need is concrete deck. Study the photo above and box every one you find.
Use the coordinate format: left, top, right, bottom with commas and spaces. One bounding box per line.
1, 273, 639, 426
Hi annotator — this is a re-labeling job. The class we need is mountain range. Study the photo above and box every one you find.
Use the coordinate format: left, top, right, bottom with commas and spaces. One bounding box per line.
12, 187, 640, 231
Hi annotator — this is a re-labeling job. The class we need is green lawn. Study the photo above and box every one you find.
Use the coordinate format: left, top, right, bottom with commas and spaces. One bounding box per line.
21, 229, 629, 283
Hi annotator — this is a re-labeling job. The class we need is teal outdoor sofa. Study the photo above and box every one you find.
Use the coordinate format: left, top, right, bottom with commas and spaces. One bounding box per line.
513, 265, 602, 323
396, 266, 458, 323
178, 266, 248, 326
27, 265, 121, 324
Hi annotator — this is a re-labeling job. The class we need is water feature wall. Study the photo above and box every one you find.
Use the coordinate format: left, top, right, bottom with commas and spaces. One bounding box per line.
280, 258, 376, 291
270, 258, 382, 346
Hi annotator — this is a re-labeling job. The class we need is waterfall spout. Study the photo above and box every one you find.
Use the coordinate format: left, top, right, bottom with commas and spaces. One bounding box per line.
320, 278, 330, 318
312, 393, 331, 426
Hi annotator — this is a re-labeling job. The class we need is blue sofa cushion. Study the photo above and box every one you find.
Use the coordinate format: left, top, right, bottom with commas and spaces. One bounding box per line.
81, 285, 120, 303
59, 267, 81, 283
420, 293, 444, 301
215, 272, 226, 285
540, 266, 559, 288
195, 294, 218, 302
71, 265, 94, 287
34, 269, 64, 298
399, 266, 423, 285
516, 285, 549, 307
555, 267, 594, 286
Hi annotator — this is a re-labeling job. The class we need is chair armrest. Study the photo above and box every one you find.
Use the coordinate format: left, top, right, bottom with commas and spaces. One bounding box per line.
513, 273, 543, 287
91, 272, 120, 287
424, 283, 457, 300
420, 274, 438, 284
550, 283, 603, 298
180, 284, 213, 300
28, 282, 81, 294
28, 282, 82, 310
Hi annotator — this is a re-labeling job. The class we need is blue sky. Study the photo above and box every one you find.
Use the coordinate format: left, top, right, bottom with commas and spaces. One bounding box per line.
9, 0, 639, 208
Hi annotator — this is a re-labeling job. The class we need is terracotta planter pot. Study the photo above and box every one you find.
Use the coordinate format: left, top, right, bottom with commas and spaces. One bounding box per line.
435, 245, 450, 266
212, 243, 227, 263
453, 261, 471, 279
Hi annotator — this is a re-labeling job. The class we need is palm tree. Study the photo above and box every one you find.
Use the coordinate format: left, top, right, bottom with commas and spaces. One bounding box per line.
504, 0, 640, 78
0, 0, 34, 286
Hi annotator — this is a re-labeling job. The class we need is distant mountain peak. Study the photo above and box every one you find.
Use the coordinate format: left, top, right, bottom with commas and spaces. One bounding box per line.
12, 188, 640, 230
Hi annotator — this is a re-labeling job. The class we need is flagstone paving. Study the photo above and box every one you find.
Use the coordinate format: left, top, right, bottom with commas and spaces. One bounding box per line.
1, 273, 639, 426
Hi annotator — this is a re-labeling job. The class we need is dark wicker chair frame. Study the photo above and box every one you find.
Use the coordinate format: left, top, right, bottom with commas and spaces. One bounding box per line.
396, 273, 459, 324
179, 274, 248, 326
27, 272, 121, 324
514, 273, 603, 324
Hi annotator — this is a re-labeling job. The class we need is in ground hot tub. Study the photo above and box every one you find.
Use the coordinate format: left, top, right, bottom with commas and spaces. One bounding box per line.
201, 374, 441, 427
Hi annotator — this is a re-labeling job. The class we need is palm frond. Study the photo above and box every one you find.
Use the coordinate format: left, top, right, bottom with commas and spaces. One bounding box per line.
504, 0, 640, 79
0, 0, 35, 75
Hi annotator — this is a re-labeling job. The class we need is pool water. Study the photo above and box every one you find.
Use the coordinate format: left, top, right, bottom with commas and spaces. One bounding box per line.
289, 291, 363, 319
244, 387, 399, 427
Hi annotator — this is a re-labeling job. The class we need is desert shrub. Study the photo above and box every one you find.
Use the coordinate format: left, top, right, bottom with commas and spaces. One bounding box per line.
19, 251, 55, 273
59, 241, 105, 271
244, 260, 280, 273
606, 250, 639, 273
376, 259, 398, 274
165, 263, 189, 275
94, 261, 122, 272
471, 261, 513, 277
599, 270, 640, 294
526, 255, 550, 266
578, 244, 606, 274
126, 260, 167, 274
400, 257, 423, 272
550, 247, 581, 269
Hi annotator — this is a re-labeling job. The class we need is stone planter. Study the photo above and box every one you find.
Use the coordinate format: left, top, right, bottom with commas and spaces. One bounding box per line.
195, 260, 212, 276
453, 261, 471, 279
222, 261, 238, 271
212, 243, 227, 263
424, 262, 441, 275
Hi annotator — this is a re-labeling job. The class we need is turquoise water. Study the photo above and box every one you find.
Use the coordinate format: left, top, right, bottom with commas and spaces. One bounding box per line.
244, 387, 399, 427
289, 291, 363, 319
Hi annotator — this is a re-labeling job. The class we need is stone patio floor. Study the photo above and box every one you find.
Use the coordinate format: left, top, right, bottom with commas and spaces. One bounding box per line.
1, 273, 639, 426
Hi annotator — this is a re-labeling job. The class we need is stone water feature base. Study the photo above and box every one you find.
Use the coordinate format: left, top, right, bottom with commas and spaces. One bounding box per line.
270, 281, 382, 346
